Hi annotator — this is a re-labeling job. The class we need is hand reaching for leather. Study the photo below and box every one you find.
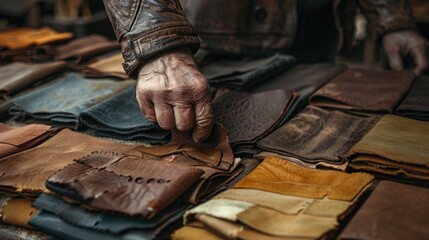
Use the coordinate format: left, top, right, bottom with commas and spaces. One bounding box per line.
383, 31, 428, 75
136, 48, 213, 142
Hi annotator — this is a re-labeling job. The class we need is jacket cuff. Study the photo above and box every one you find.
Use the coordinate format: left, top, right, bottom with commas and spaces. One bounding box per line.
120, 25, 200, 79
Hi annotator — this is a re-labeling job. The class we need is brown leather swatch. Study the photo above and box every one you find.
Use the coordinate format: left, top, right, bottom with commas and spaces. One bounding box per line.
48, 153, 203, 218
257, 106, 379, 167
0, 27, 72, 50
0, 124, 57, 159
54, 35, 119, 62
233, 156, 373, 201
339, 181, 429, 240
83, 52, 127, 79
212, 89, 297, 146
395, 75, 429, 121
0, 61, 67, 97
0, 129, 138, 194
347, 114, 429, 181
309, 68, 415, 113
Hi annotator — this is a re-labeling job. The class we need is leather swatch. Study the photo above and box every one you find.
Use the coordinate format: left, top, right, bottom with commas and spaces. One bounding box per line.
250, 63, 347, 108
9, 73, 134, 128
347, 114, 429, 181
47, 152, 203, 217
212, 89, 297, 151
79, 85, 170, 143
33, 193, 187, 235
129, 124, 243, 203
1, 198, 36, 228
83, 52, 127, 79
0, 27, 72, 50
0, 62, 67, 98
0, 222, 47, 240
0, 124, 57, 158
309, 68, 415, 113
0, 129, 137, 195
233, 156, 374, 201
54, 35, 119, 63
184, 199, 254, 222
257, 106, 379, 168
339, 181, 429, 240
201, 54, 295, 90
395, 75, 429, 121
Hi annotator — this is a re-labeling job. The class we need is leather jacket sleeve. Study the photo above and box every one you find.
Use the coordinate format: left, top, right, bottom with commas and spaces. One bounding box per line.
358, 0, 417, 38
102, 0, 200, 79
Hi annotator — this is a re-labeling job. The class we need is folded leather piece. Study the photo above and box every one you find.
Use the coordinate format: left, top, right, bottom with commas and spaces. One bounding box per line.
48, 151, 203, 217
0, 27, 72, 50
309, 68, 415, 114
212, 89, 297, 155
53, 35, 119, 63
201, 54, 295, 90
184, 199, 254, 222
395, 75, 429, 121
214, 189, 311, 215
33, 193, 187, 235
347, 114, 429, 181
238, 205, 337, 238
339, 181, 429, 240
0, 124, 57, 158
0, 222, 47, 240
129, 124, 243, 203
79, 85, 170, 143
234, 156, 374, 201
0, 62, 67, 99
0, 129, 138, 195
250, 63, 347, 108
9, 73, 134, 128
1, 198, 36, 228
257, 106, 379, 168
83, 52, 127, 79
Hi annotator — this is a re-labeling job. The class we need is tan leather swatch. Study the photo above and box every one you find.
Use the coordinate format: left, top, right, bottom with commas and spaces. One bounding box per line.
238, 205, 337, 238
184, 199, 254, 223
0, 129, 138, 193
214, 188, 311, 215
0, 27, 72, 50
1, 198, 36, 228
347, 115, 429, 181
303, 198, 352, 218
234, 156, 373, 201
172, 225, 223, 240
85, 52, 127, 79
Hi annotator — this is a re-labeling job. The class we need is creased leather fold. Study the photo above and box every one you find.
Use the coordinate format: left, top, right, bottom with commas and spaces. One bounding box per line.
347, 114, 429, 181
257, 106, 379, 169
309, 68, 415, 114
0, 124, 57, 159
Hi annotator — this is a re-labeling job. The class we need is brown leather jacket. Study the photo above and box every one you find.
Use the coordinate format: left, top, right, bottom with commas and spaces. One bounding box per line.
102, 0, 416, 78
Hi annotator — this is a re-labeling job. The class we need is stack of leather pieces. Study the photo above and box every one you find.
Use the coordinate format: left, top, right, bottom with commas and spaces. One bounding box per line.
173, 156, 374, 240
9, 73, 134, 128
346, 114, 429, 182
212, 89, 298, 156
339, 181, 429, 239
309, 68, 415, 114
0, 129, 139, 198
256, 106, 380, 170
395, 75, 429, 121
201, 54, 296, 90
27, 125, 242, 239
79, 85, 170, 144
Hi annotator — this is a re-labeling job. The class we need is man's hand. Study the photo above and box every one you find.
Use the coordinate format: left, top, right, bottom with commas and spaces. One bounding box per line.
383, 31, 428, 75
136, 48, 213, 142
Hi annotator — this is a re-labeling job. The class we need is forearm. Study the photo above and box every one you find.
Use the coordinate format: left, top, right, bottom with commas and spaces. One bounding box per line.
102, 0, 200, 79
357, 0, 417, 38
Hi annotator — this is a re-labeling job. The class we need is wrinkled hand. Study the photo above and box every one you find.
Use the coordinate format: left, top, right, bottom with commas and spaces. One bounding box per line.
382, 30, 428, 75
136, 48, 213, 142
